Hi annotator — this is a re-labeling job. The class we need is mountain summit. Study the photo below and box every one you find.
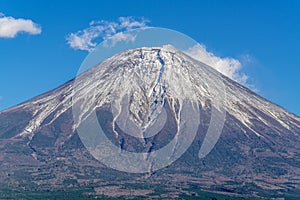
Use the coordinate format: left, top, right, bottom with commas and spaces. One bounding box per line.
0, 46, 299, 198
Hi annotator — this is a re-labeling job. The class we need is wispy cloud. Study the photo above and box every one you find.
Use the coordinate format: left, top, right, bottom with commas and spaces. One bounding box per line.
185, 44, 249, 85
0, 13, 41, 38
103, 32, 136, 48
66, 17, 149, 52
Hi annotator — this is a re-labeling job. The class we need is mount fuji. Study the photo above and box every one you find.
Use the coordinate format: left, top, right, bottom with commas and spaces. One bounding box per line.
0, 46, 299, 199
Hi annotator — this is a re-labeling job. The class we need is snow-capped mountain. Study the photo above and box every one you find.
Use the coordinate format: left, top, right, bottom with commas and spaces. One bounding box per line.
9, 46, 299, 139
0, 46, 299, 198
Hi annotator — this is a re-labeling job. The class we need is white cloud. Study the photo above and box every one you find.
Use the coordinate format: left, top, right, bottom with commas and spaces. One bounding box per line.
103, 32, 136, 48
0, 14, 41, 38
185, 44, 248, 85
66, 31, 98, 52
119, 17, 148, 30
66, 17, 149, 52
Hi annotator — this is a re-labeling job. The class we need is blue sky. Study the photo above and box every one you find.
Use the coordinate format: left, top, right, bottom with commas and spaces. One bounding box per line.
0, 0, 300, 115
